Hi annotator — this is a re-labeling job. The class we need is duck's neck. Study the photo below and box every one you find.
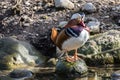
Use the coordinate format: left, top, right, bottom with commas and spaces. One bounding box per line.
78, 21, 90, 32
79, 21, 85, 27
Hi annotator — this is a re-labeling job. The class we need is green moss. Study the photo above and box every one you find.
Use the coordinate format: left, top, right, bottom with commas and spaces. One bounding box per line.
56, 58, 88, 76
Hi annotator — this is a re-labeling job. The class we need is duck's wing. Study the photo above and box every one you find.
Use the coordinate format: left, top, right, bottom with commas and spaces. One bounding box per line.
51, 27, 58, 44
55, 29, 70, 50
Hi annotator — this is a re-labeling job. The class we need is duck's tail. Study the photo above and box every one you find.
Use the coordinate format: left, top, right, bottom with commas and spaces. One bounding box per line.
51, 27, 58, 44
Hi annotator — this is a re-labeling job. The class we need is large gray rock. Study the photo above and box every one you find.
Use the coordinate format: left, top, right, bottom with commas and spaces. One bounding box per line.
54, 0, 74, 9
78, 30, 120, 65
0, 37, 46, 70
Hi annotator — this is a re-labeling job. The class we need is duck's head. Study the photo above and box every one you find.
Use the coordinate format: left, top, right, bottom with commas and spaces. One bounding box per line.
71, 12, 85, 23
77, 13, 90, 32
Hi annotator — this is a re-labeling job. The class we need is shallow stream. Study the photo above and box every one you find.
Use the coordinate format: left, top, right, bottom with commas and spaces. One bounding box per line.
0, 65, 120, 80
35, 66, 120, 80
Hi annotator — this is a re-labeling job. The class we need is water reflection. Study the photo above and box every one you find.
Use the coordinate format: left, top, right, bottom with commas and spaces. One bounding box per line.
36, 66, 120, 80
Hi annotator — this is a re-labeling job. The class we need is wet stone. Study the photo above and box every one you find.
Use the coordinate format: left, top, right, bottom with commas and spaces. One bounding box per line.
82, 3, 96, 13
9, 69, 33, 79
55, 57, 88, 77
111, 70, 120, 80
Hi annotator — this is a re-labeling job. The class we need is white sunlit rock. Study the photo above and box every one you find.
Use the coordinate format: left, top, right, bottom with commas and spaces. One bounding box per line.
55, 0, 74, 9
87, 21, 100, 33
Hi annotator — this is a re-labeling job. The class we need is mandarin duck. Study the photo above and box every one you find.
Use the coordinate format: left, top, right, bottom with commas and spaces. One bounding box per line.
51, 14, 90, 62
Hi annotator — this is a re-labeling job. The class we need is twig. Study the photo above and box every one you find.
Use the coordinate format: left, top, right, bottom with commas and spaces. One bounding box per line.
90, 47, 120, 57
78, 47, 120, 59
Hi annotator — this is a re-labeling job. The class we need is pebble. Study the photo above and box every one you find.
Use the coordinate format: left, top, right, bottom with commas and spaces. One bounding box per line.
103, 16, 110, 19
58, 21, 67, 28
21, 15, 33, 22
82, 3, 96, 13
25, 1, 31, 6
87, 21, 100, 33
33, 6, 38, 11
41, 16, 48, 19
53, 18, 58, 21
86, 17, 100, 33
23, 23, 30, 27
54, 0, 74, 9
112, 5, 120, 11
3, 6, 7, 9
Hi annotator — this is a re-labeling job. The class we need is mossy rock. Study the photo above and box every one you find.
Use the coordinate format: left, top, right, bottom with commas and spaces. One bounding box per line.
0, 37, 46, 70
56, 58, 88, 77
77, 30, 120, 65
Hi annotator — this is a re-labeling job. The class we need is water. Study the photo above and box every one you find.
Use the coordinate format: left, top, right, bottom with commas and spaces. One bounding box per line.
35, 66, 120, 80
0, 66, 120, 80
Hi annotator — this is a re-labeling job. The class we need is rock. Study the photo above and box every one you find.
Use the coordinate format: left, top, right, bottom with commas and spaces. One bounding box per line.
112, 5, 120, 11
0, 37, 46, 70
9, 69, 33, 79
102, 16, 110, 19
41, 15, 49, 19
54, 0, 74, 9
111, 70, 120, 80
77, 30, 120, 65
20, 15, 33, 23
58, 21, 67, 28
56, 57, 88, 77
85, 17, 100, 33
23, 23, 30, 27
25, 1, 31, 6
87, 21, 100, 33
82, 3, 96, 13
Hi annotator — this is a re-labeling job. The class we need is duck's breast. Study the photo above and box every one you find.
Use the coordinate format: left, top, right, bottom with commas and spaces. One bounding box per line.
62, 29, 89, 51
